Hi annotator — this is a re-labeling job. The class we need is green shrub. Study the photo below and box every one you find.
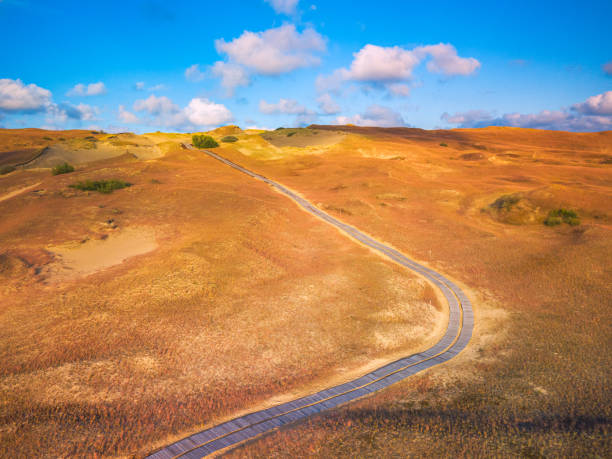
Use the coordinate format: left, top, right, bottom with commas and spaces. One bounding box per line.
0, 165, 16, 175
544, 216, 562, 226
52, 162, 75, 175
286, 132, 296, 137
43, 136, 53, 141
439, 142, 448, 147
275, 127, 285, 131
192, 134, 219, 148
490, 194, 521, 211
221, 135, 238, 143
544, 208, 580, 226
69, 179, 132, 194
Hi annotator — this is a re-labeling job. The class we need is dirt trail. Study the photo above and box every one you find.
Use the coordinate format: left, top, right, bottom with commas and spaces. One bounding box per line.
0, 182, 41, 203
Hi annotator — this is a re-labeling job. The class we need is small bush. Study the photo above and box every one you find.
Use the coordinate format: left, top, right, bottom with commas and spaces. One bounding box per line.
221, 135, 238, 143
286, 132, 296, 137
275, 127, 285, 131
0, 165, 16, 175
52, 163, 75, 175
192, 134, 219, 148
544, 208, 580, 226
440, 142, 448, 147
69, 179, 132, 194
43, 136, 53, 141
490, 194, 520, 211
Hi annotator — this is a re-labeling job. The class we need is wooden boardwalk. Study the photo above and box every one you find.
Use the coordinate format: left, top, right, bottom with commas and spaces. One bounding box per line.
147, 148, 474, 459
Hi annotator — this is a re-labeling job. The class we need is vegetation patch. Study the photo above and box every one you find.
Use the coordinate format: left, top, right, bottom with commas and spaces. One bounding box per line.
544, 208, 580, 226
490, 194, 521, 211
52, 162, 75, 175
439, 142, 448, 147
69, 179, 132, 194
192, 134, 219, 148
488, 193, 540, 225
221, 135, 238, 143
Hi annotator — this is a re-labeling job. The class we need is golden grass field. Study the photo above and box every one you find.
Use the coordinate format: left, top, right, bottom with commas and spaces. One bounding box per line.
217, 125, 612, 457
0, 128, 446, 457
0, 125, 610, 457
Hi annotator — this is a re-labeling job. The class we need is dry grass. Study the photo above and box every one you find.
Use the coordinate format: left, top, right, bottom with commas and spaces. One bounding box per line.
216, 126, 612, 457
0, 138, 445, 457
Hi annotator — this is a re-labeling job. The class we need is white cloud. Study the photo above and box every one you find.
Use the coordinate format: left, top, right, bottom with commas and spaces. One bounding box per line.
572, 91, 612, 116
65, 103, 99, 120
135, 81, 146, 91
414, 43, 481, 76
603, 61, 612, 76
215, 24, 325, 76
118, 105, 139, 123
67, 82, 107, 96
211, 61, 250, 95
336, 105, 406, 127
185, 64, 205, 82
183, 98, 233, 127
441, 109, 493, 125
133, 94, 179, 115
442, 93, 612, 132
259, 98, 311, 115
347, 44, 420, 82
319, 42, 479, 97
132, 94, 233, 130
264, 0, 299, 14
316, 93, 340, 114
387, 83, 411, 96
259, 98, 317, 126
0, 78, 52, 112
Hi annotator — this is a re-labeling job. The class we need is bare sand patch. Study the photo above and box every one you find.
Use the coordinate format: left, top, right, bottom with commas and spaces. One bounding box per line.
45, 227, 157, 281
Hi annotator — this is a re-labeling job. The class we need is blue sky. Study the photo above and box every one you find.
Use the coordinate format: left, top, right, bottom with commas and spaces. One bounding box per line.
0, 0, 611, 132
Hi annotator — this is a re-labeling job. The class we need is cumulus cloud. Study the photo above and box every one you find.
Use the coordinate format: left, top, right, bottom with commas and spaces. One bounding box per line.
183, 98, 233, 127
336, 105, 406, 127
441, 92, 612, 132
67, 82, 107, 96
211, 61, 250, 95
135, 81, 146, 91
441, 109, 494, 125
60, 102, 99, 121
185, 64, 205, 82
318, 42, 479, 97
118, 105, 139, 123
264, 0, 299, 14
133, 94, 233, 130
347, 45, 420, 82
259, 98, 311, 115
215, 25, 325, 76
0, 78, 52, 112
572, 91, 612, 115
603, 61, 612, 76
414, 43, 481, 76
316, 93, 340, 115
133, 94, 179, 115
259, 98, 317, 126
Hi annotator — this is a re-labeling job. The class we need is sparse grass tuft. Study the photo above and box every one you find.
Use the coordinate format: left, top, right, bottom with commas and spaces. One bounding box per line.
52, 162, 75, 175
69, 179, 132, 194
439, 142, 448, 147
545, 208, 580, 226
192, 134, 219, 148
221, 135, 239, 143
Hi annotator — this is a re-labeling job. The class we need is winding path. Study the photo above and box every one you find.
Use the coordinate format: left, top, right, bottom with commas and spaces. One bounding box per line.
147, 147, 474, 459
